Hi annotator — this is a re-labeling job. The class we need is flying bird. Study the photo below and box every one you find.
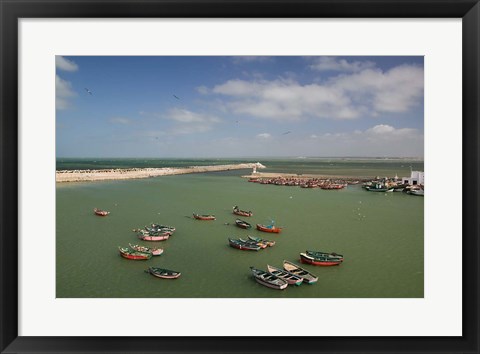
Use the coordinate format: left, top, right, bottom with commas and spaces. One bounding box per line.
282, 131, 291, 135
84, 88, 93, 95
173, 94, 180, 100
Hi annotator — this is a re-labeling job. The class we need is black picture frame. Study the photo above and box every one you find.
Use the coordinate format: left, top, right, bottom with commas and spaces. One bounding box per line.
1, 1, 478, 353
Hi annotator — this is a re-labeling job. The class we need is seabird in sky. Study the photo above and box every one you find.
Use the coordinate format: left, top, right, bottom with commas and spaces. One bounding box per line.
84, 88, 93, 95
282, 131, 291, 135
173, 94, 180, 100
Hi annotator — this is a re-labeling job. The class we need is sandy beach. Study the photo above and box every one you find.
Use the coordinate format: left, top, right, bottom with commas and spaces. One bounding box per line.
56, 163, 265, 183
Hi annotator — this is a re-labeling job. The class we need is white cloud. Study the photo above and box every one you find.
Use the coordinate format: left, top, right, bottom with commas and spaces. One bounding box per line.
209, 64, 423, 121
56, 56, 78, 72
309, 57, 376, 72
331, 65, 424, 113
256, 133, 271, 139
307, 124, 423, 157
56, 75, 76, 110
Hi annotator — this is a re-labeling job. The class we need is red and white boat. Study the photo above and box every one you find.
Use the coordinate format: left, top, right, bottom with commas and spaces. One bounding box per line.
256, 224, 282, 233
118, 247, 151, 260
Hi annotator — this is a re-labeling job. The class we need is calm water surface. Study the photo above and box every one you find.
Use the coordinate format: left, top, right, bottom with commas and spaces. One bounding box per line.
56, 163, 424, 298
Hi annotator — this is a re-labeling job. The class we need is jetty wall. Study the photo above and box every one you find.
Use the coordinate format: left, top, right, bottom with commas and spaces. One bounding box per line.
56, 163, 265, 183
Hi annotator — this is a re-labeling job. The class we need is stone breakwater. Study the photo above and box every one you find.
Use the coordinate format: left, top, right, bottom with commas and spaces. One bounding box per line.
56, 163, 266, 183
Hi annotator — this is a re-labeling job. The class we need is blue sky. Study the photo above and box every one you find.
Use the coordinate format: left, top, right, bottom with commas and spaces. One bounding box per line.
56, 56, 424, 158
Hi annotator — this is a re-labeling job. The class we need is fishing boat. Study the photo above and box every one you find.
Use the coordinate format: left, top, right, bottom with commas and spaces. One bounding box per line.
233, 206, 253, 217
248, 235, 275, 247
136, 230, 170, 241
146, 224, 176, 233
128, 243, 163, 256
235, 219, 252, 229
267, 264, 303, 286
283, 260, 318, 284
306, 250, 344, 261
118, 246, 152, 260
366, 184, 394, 192
193, 213, 216, 220
250, 267, 288, 290
239, 238, 267, 249
409, 188, 424, 196
228, 238, 260, 251
146, 267, 181, 279
300, 252, 343, 266
256, 224, 282, 233
93, 208, 110, 216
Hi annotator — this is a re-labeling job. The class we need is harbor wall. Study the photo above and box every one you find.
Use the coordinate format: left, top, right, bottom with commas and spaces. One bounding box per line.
56, 163, 263, 183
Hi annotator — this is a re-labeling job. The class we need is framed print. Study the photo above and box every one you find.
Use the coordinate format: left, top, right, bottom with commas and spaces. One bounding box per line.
1, 0, 479, 353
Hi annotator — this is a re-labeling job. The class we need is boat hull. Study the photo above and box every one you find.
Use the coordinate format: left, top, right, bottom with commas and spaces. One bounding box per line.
300, 253, 342, 266
253, 277, 288, 290
118, 248, 151, 260
148, 268, 181, 279
193, 214, 216, 220
138, 234, 170, 241
229, 239, 260, 251
256, 224, 282, 233
283, 261, 318, 284
235, 219, 252, 229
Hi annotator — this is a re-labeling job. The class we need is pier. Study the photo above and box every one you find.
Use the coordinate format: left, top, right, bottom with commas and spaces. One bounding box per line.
56, 163, 266, 183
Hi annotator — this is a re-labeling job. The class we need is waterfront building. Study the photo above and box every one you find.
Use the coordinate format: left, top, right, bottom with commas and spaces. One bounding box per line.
402, 171, 424, 185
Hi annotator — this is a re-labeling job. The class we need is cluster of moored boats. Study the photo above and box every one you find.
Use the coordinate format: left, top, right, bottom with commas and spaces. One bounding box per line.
250, 252, 344, 290
228, 236, 276, 251
248, 177, 356, 189
95, 204, 344, 287
93, 209, 182, 279
127, 224, 181, 278
363, 180, 424, 196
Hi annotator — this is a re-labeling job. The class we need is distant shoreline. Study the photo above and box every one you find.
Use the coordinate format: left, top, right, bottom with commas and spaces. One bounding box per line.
56, 163, 265, 183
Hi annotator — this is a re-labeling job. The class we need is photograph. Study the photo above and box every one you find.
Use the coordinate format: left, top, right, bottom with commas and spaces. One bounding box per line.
56, 55, 424, 298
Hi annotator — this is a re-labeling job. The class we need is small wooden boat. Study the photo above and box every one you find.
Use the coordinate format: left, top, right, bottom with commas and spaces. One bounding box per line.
283, 260, 318, 284
256, 224, 282, 233
228, 238, 260, 251
132, 229, 173, 236
129, 243, 163, 256
267, 264, 303, 286
93, 208, 110, 216
300, 252, 342, 266
248, 235, 275, 247
146, 267, 181, 279
233, 206, 253, 217
306, 250, 344, 261
239, 238, 267, 249
136, 230, 170, 241
118, 246, 152, 260
235, 219, 252, 229
250, 267, 288, 290
366, 184, 394, 192
146, 224, 176, 233
193, 213, 216, 220
409, 189, 424, 196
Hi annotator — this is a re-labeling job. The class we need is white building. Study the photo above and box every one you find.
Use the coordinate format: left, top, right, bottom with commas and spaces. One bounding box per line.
402, 171, 424, 186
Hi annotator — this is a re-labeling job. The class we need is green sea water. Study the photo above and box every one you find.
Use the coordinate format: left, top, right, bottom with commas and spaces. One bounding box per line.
56, 160, 423, 298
